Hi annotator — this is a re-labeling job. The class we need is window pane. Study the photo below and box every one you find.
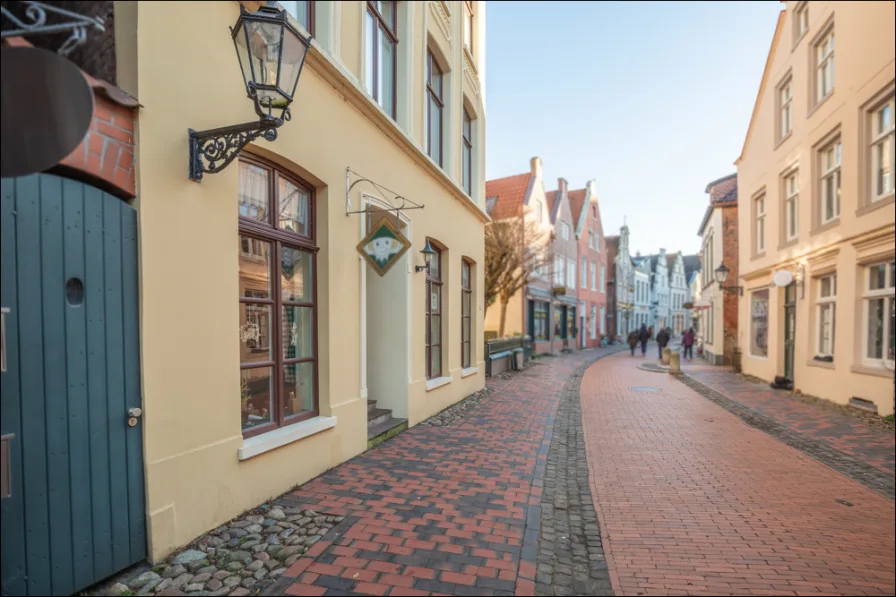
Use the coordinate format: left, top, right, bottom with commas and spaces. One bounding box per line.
429, 251, 441, 279
462, 342, 470, 368
430, 284, 441, 313
380, 0, 395, 30
429, 97, 442, 164
240, 303, 272, 362
241, 367, 273, 431
877, 140, 892, 195
463, 291, 471, 317
365, 12, 375, 93
278, 177, 310, 235
284, 361, 315, 417
283, 306, 314, 359
870, 264, 887, 291
431, 314, 441, 345
462, 319, 470, 342
889, 297, 895, 361
462, 144, 471, 194
820, 276, 832, 297
430, 345, 441, 378
238, 162, 270, 223
880, 104, 892, 134
380, 28, 394, 116
867, 298, 884, 359
281, 1, 310, 30
462, 262, 470, 288
281, 247, 313, 302
239, 236, 272, 299
750, 289, 769, 357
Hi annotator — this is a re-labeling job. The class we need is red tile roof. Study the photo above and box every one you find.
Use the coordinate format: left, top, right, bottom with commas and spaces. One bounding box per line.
568, 189, 586, 227
485, 173, 531, 220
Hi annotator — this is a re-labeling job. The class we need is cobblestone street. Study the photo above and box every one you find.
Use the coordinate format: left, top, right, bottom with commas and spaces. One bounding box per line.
581, 352, 895, 596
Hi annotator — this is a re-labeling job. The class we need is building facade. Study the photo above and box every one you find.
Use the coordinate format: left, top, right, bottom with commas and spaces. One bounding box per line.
610, 226, 637, 336
571, 180, 608, 347
683, 254, 701, 332
698, 174, 739, 365
736, 1, 894, 415
668, 252, 689, 334
633, 256, 652, 331
643, 250, 670, 331
113, 0, 490, 562
546, 179, 581, 350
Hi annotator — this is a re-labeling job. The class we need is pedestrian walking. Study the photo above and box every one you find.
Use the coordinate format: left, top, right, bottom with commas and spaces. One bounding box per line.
682, 327, 695, 359
638, 323, 650, 356
627, 330, 639, 356
656, 327, 670, 359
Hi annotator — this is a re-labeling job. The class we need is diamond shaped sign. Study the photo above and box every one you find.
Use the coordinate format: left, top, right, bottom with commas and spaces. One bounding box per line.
357, 216, 411, 277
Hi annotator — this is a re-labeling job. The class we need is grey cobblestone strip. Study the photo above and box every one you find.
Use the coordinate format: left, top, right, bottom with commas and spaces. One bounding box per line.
534, 357, 615, 597
677, 373, 895, 500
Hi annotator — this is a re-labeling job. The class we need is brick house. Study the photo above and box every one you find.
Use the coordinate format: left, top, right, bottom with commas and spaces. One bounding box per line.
697, 173, 739, 364
545, 178, 581, 351
570, 180, 608, 348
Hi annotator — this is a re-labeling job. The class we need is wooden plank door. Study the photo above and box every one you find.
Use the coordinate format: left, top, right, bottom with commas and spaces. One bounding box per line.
0, 174, 146, 596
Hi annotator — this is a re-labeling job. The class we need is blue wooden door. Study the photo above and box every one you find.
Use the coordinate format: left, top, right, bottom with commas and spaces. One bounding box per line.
0, 174, 146, 596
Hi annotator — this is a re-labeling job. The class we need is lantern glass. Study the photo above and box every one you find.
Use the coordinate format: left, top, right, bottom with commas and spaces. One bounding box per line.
714, 263, 729, 284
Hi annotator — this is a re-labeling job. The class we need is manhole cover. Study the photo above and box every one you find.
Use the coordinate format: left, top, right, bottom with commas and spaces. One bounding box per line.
631, 386, 660, 392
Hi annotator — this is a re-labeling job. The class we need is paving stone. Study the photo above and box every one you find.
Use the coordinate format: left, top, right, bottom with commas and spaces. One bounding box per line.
129, 571, 160, 589
169, 573, 193, 590
205, 578, 223, 591
171, 550, 207, 566
223, 575, 242, 587
107, 582, 130, 596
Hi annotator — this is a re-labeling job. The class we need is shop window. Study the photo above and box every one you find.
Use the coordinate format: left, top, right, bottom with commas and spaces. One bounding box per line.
863, 260, 895, 364
531, 301, 549, 341
425, 243, 443, 379
750, 289, 769, 357
461, 259, 472, 368
238, 158, 318, 438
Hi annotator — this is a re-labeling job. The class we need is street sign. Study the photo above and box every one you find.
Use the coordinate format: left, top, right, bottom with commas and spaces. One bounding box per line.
356, 216, 411, 277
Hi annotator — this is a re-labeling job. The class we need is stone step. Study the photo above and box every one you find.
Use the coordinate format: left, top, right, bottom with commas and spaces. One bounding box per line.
367, 408, 393, 428
367, 399, 377, 414
367, 416, 408, 448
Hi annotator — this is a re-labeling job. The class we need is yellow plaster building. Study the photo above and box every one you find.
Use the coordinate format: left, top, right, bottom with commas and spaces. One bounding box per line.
115, 0, 488, 560
736, 1, 895, 416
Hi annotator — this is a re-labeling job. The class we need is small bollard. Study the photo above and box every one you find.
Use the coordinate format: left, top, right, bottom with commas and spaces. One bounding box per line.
662, 347, 671, 366
669, 350, 681, 374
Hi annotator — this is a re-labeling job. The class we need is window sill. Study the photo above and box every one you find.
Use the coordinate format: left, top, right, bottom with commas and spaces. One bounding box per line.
751, 250, 766, 261
461, 367, 479, 378
807, 359, 835, 370
774, 131, 792, 151
426, 376, 452, 391
850, 363, 895, 379
810, 217, 840, 237
238, 416, 337, 461
856, 192, 895, 217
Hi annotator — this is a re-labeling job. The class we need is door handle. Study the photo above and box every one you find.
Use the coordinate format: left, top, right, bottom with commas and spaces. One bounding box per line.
1, 433, 13, 499
127, 407, 142, 427
1, 307, 9, 373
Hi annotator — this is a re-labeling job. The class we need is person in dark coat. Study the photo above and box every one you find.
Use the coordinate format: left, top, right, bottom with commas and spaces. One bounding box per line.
656, 327, 670, 359
638, 323, 650, 356
627, 330, 639, 356
682, 327, 695, 359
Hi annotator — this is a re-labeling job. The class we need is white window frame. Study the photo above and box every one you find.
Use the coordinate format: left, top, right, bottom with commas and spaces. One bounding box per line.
779, 77, 792, 140
863, 260, 895, 365
554, 254, 564, 287
755, 194, 766, 253
870, 97, 895, 202
784, 170, 799, 241
581, 257, 587, 289
815, 274, 836, 357
794, 2, 808, 41
600, 305, 606, 335
560, 221, 570, 241
815, 29, 834, 103
590, 304, 597, 339
590, 261, 596, 291
567, 258, 576, 289
600, 263, 606, 293
819, 138, 841, 224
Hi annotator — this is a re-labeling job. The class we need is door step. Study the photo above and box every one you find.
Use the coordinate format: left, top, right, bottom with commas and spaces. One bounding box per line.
367, 399, 407, 448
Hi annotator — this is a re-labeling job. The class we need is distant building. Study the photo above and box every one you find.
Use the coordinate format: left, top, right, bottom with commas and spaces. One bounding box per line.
570, 180, 608, 348
667, 252, 689, 334
683, 254, 702, 332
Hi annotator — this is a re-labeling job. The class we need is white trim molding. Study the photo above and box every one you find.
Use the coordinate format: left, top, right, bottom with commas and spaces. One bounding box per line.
426, 376, 452, 391
238, 416, 337, 461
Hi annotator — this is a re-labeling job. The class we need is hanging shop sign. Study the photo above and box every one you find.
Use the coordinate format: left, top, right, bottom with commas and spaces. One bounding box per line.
357, 216, 411, 277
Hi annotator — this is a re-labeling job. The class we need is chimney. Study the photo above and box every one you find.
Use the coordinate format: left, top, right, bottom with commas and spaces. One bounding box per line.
557, 177, 568, 197
659, 248, 666, 256
530, 156, 543, 179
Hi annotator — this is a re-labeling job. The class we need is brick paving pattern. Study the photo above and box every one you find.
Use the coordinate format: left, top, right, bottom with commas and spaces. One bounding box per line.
267, 346, 623, 597
683, 361, 895, 476
581, 353, 896, 596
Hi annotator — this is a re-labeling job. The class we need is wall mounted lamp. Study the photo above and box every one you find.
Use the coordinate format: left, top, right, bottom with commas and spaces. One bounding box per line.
188, 2, 312, 181
415, 239, 436, 273
714, 263, 743, 296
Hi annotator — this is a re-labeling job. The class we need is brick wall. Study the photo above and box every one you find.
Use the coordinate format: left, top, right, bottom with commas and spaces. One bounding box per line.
59, 93, 136, 198
721, 205, 739, 361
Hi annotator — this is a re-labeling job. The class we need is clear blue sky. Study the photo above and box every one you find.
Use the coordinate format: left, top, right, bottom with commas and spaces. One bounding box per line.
485, 0, 782, 257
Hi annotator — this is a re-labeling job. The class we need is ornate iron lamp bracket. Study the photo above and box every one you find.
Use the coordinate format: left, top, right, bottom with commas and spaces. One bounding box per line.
188, 115, 283, 182
1, 1, 104, 56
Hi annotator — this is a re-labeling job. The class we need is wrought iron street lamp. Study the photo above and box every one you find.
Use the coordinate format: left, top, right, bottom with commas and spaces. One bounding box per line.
714, 263, 743, 296
188, 1, 312, 181
416, 239, 436, 273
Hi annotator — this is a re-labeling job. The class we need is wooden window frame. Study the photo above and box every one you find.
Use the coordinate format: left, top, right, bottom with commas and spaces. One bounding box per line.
863, 261, 895, 364
461, 259, 472, 368
426, 50, 445, 167
425, 243, 443, 379
284, 1, 316, 36
815, 273, 837, 357
819, 137, 841, 224
871, 97, 895, 202
462, 107, 473, 196
366, 1, 398, 119
238, 155, 319, 439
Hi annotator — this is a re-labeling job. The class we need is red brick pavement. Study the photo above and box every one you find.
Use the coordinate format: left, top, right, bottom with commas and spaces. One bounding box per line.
272, 347, 621, 597
581, 353, 896, 596
682, 361, 895, 475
